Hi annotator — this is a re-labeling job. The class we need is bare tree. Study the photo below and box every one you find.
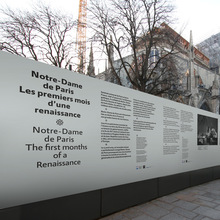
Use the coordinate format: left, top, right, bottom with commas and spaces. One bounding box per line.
0, 3, 77, 69
88, 0, 182, 96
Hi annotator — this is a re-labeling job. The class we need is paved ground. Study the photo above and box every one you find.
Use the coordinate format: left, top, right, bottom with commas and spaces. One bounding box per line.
99, 179, 220, 220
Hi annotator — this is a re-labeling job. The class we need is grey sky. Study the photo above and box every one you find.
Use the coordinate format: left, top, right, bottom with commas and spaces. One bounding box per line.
0, 0, 219, 45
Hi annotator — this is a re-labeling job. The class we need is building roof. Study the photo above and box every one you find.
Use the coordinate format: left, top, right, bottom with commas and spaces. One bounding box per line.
161, 23, 210, 67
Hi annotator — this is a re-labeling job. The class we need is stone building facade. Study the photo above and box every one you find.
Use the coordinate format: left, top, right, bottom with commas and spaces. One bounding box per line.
96, 24, 220, 114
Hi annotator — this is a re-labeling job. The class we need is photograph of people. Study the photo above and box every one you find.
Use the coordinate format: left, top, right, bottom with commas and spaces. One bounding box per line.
197, 115, 218, 145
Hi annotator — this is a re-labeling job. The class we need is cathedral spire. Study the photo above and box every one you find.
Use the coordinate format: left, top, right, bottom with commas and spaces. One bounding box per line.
189, 30, 194, 61
188, 30, 195, 92
87, 43, 95, 77
108, 35, 114, 69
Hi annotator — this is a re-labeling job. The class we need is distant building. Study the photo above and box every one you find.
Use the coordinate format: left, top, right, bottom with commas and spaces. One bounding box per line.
197, 32, 220, 72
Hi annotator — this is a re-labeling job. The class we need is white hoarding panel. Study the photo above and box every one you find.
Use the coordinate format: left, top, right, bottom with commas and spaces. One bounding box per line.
0, 51, 220, 209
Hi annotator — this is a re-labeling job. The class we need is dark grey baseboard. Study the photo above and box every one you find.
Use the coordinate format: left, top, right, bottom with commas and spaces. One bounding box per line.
158, 172, 190, 197
101, 178, 158, 216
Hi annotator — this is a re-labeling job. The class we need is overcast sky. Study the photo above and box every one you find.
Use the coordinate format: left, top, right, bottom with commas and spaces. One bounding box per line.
0, 0, 220, 45
173, 0, 220, 44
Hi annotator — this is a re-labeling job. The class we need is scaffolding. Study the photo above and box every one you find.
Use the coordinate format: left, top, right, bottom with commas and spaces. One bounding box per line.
77, 0, 87, 74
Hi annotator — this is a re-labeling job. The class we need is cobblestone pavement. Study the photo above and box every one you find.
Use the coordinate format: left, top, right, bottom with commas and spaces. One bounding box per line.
99, 179, 220, 220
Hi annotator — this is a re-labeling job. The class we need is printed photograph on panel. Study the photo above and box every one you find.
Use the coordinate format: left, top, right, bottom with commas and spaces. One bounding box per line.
197, 114, 218, 145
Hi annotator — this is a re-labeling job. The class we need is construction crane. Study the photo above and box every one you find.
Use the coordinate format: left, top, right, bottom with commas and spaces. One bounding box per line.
77, 0, 87, 74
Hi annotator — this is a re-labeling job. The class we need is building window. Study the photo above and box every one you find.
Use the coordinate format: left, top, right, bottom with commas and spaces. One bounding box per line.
149, 49, 159, 68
